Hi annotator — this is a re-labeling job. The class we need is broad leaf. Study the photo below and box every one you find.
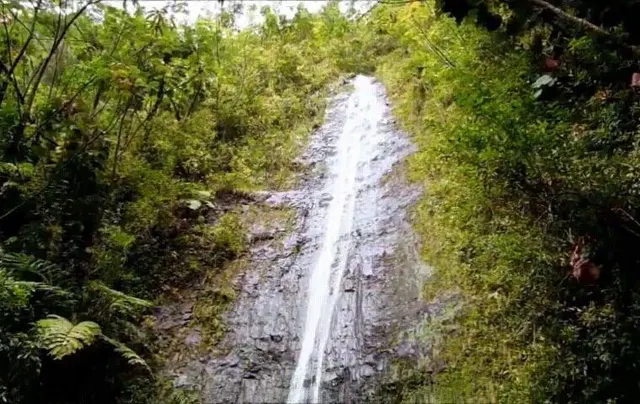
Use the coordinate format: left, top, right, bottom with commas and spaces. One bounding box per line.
36, 315, 102, 360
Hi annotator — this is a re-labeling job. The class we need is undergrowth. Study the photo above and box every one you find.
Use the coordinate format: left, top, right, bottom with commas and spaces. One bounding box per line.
369, 1, 640, 402
0, 2, 372, 403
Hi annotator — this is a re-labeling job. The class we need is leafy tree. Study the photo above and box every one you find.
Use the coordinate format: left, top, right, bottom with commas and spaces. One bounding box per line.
0, 0, 361, 402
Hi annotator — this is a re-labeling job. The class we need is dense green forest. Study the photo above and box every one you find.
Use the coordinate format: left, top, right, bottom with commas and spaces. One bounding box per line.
0, 2, 367, 402
2, 0, 640, 402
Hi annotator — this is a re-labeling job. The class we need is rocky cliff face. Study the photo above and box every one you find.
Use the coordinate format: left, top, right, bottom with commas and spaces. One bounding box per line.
159, 76, 436, 403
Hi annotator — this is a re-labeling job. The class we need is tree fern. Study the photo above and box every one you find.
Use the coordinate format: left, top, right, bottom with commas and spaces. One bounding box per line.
35, 314, 150, 371
102, 335, 151, 373
36, 315, 102, 359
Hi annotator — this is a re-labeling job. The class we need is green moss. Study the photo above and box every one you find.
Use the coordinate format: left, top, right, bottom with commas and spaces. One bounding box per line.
192, 258, 246, 349
211, 213, 246, 258
190, 204, 295, 350
238, 205, 296, 235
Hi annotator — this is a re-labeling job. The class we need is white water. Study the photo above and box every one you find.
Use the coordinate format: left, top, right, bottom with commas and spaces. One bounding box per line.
288, 76, 385, 403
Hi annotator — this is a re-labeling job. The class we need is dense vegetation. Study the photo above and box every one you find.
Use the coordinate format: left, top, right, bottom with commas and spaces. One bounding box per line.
0, 1, 367, 403
3, 0, 640, 402
366, 0, 640, 402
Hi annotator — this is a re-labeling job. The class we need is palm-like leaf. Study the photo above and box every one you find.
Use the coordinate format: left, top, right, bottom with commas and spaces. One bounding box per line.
16, 280, 73, 299
36, 315, 150, 371
1, 270, 71, 311
1, 252, 57, 284
102, 335, 150, 373
36, 315, 102, 359
89, 281, 152, 317
0, 253, 74, 307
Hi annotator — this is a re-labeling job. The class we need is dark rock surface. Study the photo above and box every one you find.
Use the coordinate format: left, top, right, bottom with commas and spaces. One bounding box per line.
164, 76, 437, 403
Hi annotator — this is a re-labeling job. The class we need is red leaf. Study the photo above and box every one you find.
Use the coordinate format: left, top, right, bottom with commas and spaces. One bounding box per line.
543, 57, 559, 71
570, 238, 600, 285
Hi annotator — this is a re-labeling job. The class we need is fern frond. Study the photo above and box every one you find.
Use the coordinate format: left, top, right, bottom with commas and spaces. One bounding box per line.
0, 252, 56, 283
89, 281, 152, 307
89, 281, 152, 317
36, 315, 102, 359
16, 280, 72, 298
102, 335, 151, 373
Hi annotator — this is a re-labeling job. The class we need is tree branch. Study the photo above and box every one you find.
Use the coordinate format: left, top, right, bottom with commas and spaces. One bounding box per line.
24, 0, 98, 117
8, 0, 41, 75
528, 0, 640, 55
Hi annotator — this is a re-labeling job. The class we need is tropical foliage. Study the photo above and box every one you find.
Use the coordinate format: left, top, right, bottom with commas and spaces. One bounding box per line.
4, 0, 640, 402
365, 1, 640, 402
0, 1, 364, 403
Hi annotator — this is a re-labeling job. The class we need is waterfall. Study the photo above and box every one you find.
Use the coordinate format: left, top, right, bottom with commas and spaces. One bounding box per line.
288, 76, 385, 403
187, 72, 424, 404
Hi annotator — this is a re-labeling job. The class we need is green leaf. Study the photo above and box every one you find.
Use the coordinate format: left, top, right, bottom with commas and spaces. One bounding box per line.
195, 190, 212, 199
15, 280, 72, 298
36, 315, 102, 360
88, 281, 152, 317
102, 335, 151, 373
0, 252, 57, 284
185, 199, 202, 210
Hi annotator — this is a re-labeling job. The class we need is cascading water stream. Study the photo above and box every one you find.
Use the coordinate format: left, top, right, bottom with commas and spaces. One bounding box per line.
172, 73, 425, 404
288, 76, 385, 403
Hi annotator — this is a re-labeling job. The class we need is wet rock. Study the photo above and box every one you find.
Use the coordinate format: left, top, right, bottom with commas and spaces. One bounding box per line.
251, 231, 276, 242
283, 234, 300, 250
251, 245, 279, 262
173, 374, 194, 388
248, 224, 277, 243
264, 190, 305, 207
161, 76, 436, 404
343, 277, 356, 293
243, 370, 259, 380
185, 329, 201, 346
180, 302, 194, 313
157, 317, 183, 331
360, 365, 376, 378
319, 193, 333, 207
269, 333, 283, 343
395, 341, 416, 358
246, 191, 272, 203
323, 371, 341, 383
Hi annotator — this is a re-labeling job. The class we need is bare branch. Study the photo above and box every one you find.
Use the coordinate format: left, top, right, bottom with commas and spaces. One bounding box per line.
1, 3, 13, 61
0, 59, 24, 106
24, 0, 99, 118
8, 0, 42, 75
